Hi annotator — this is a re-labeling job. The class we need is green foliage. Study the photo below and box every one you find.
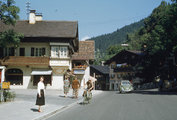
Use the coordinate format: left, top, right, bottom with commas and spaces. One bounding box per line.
0, 0, 23, 48
91, 20, 144, 64
3, 90, 16, 102
0, 0, 19, 25
90, 20, 144, 53
0, 29, 23, 48
126, 1, 177, 81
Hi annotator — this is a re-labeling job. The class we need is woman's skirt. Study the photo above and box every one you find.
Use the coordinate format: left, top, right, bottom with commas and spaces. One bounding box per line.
64, 85, 70, 94
36, 89, 45, 106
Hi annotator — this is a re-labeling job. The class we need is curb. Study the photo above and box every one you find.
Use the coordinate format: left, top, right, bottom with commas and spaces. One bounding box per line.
33, 90, 103, 120
33, 98, 83, 120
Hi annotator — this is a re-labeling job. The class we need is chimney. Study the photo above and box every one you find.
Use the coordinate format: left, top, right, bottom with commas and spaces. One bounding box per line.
35, 13, 43, 21
101, 61, 105, 66
29, 10, 36, 24
29, 10, 43, 24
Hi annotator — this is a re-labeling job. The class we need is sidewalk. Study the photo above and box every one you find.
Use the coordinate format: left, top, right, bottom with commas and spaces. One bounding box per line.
0, 89, 103, 120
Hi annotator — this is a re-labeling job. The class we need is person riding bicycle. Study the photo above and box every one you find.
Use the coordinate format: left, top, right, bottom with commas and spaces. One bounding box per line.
83, 80, 94, 104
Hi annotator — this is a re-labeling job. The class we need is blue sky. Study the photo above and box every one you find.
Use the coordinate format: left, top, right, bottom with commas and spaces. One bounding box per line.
15, 0, 171, 40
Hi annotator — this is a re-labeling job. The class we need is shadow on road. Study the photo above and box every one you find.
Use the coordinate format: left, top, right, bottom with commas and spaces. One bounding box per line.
31, 108, 39, 112
59, 95, 76, 99
132, 90, 177, 95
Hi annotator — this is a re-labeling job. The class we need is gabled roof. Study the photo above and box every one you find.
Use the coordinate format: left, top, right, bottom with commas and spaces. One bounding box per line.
0, 20, 78, 38
126, 50, 144, 56
72, 41, 95, 60
105, 50, 144, 65
90, 65, 109, 75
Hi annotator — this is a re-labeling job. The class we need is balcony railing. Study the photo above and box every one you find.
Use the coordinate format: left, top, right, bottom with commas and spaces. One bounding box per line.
114, 66, 134, 72
0, 56, 50, 66
73, 65, 87, 70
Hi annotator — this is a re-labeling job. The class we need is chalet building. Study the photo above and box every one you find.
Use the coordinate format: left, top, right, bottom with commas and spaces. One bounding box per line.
72, 41, 95, 87
0, 10, 79, 90
90, 65, 109, 90
105, 50, 144, 91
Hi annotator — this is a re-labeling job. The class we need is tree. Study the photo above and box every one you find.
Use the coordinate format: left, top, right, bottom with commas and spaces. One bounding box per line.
126, 1, 177, 81
0, 0, 23, 48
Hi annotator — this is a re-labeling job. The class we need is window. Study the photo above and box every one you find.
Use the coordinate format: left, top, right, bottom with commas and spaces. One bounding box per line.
112, 83, 114, 90
20, 48, 25, 56
110, 74, 115, 79
51, 46, 59, 58
31, 47, 46, 56
111, 64, 116, 69
8, 47, 15, 56
4, 48, 8, 56
60, 47, 68, 58
35, 48, 39, 56
117, 74, 121, 79
31, 48, 35, 56
3, 47, 15, 56
42, 48, 45, 56
5, 69, 23, 85
33, 75, 51, 86
0, 47, 3, 58
51, 46, 68, 58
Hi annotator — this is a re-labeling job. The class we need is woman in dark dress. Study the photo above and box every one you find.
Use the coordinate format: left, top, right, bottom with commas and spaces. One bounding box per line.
36, 76, 45, 112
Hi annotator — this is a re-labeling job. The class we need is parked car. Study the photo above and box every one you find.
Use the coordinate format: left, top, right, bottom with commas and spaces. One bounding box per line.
119, 80, 133, 93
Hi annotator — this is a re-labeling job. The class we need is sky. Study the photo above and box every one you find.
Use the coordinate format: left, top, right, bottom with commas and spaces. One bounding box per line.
14, 0, 171, 41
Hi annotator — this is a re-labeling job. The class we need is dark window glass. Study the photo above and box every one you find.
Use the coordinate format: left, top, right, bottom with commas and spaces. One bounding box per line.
31, 48, 34, 56
0, 47, 3, 58
5, 48, 8, 56
36, 48, 38, 56
33, 75, 51, 86
20, 48, 25, 56
9, 47, 15, 56
5, 69, 23, 85
42, 48, 46, 56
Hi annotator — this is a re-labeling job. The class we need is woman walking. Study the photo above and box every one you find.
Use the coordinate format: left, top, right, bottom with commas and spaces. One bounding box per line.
63, 76, 70, 97
72, 77, 80, 98
36, 76, 45, 112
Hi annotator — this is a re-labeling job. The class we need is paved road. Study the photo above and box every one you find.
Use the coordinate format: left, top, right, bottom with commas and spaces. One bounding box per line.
46, 90, 177, 120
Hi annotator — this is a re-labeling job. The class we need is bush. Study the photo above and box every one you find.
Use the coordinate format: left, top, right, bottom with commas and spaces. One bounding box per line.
2, 90, 16, 102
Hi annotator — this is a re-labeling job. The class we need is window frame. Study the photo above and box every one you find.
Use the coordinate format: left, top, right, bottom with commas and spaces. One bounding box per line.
60, 46, 68, 58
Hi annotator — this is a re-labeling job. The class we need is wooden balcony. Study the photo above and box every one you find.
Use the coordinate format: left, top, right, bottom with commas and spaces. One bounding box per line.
73, 65, 87, 70
0, 56, 50, 66
113, 66, 134, 72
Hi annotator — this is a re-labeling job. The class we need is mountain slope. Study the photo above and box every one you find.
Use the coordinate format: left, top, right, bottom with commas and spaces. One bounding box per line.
89, 19, 144, 52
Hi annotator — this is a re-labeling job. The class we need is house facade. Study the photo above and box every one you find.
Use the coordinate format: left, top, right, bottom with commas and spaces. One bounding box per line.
72, 41, 95, 88
0, 10, 79, 90
105, 50, 144, 91
90, 65, 109, 90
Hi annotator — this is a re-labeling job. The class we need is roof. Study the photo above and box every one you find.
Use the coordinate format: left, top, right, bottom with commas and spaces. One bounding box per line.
90, 65, 109, 75
126, 50, 144, 56
0, 20, 78, 38
72, 41, 95, 60
105, 50, 144, 65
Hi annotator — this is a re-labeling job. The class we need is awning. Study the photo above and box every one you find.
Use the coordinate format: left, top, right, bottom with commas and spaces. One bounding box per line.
73, 69, 85, 74
31, 70, 52, 75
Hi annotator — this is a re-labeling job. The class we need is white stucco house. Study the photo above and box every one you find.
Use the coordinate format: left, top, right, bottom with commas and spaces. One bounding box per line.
0, 10, 79, 90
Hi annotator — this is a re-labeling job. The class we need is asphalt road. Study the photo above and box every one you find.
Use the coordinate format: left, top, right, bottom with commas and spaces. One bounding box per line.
46, 90, 177, 120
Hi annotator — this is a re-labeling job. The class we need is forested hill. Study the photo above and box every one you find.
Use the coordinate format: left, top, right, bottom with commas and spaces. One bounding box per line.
89, 19, 144, 52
